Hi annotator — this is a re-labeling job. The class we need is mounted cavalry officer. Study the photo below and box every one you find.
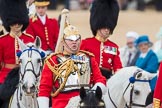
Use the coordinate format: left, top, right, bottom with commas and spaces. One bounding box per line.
80, 0, 122, 79
26, 0, 59, 55
0, 0, 34, 107
37, 9, 106, 108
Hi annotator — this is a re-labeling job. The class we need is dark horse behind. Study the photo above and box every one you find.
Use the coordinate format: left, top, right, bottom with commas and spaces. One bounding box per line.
79, 86, 105, 108
0, 67, 19, 108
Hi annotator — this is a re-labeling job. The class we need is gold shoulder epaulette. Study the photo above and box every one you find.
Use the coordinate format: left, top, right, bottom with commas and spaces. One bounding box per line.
31, 14, 38, 22
44, 52, 62, 68
79, 50, 94, 57
24, 33, 34, 38
45, 52, 61, 62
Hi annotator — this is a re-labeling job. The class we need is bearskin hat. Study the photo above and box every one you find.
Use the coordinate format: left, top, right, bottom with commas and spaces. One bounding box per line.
0, 0, 29, 32
90, 0, 119, 36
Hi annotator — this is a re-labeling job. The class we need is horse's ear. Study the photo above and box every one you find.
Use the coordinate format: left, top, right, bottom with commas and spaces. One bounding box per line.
80, 87, 86, 100
16, 36, 27, 51
133, 69, 142, 79
95, 86, 102, 100
35, 36, 41, 49
136, 72, 142, 79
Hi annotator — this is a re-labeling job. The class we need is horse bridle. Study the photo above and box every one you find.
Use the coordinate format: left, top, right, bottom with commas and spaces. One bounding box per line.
123, 70, 151, 108
16, 47, 43, 108
108, 69, 151, 108
19, 47, 43, 83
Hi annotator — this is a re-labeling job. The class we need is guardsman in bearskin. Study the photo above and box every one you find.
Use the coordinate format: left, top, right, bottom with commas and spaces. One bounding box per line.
80, 0, 122, 79
26, 0, 59, 55
37, 9, 106, 108
153, 63, 162, 108
0, 0, 34, 107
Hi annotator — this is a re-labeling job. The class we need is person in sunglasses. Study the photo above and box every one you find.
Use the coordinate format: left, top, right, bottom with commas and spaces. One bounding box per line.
37, 24, 106, 108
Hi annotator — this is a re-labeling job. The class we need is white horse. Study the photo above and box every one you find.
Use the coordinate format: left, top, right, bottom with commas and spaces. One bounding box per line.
9, 37, 45, 108
66, 66, 156, 108
104, 66, 156, 108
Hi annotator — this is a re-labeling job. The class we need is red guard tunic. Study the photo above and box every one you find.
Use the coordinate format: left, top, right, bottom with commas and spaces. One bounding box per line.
26, 15, 59, 51
154, 63, 162, 108
80, 37, 122, 72
0, 33, 34, 83
38, 51, 106, 108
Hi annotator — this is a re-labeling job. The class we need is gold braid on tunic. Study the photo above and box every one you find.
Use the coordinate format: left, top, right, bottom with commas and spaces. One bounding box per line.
45, 53, 79, 97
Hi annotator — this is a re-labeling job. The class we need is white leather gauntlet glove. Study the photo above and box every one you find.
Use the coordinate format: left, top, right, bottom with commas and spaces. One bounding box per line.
37, 97, 49, 108
91, 82, 107, 95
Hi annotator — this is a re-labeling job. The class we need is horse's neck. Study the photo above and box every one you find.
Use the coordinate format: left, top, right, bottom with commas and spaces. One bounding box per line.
105, 88, 126, 108
106, 71, 132, 108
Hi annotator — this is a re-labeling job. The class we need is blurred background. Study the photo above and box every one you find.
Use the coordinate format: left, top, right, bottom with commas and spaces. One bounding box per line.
44, 0, 162, 47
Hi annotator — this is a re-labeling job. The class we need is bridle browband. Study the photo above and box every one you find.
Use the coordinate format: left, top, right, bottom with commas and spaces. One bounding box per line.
108, 69, 151, 108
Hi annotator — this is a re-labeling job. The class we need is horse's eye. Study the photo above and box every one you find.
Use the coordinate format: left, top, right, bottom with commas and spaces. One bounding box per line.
134, 90, 140, 95
37, 59, 41, 63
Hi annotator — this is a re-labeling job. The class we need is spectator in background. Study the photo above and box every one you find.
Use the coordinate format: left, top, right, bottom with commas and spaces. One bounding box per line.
119, 31, 140, 67
81, 0, 122, 79
26, 0, 59, 55
153, 27, 162, 63
135, 35, 158, 73
155, 0, 162, 11
135, 35, 158, 93
136, 0, 145, 11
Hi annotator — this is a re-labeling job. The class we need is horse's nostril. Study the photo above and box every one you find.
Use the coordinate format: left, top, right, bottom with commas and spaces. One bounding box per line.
30, 84, 36, 90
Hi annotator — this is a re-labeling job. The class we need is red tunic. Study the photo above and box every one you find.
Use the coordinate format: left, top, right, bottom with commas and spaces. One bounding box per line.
38, 51, 106, 108
26, 15, 59, 51
80, 37, 122, 72
154, 63, 162, 108
0, 33, 34, 83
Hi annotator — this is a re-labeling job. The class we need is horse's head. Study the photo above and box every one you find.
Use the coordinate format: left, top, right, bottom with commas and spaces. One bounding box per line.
17, 36, 45, 94
79, 86, 105, 108
123, 69, 156, 108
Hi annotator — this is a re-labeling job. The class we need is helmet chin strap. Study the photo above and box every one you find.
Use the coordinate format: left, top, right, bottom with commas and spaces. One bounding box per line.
63, 39, 78, 54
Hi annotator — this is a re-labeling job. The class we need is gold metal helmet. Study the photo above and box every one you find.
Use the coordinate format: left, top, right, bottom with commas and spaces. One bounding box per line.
63, 25, 81, 41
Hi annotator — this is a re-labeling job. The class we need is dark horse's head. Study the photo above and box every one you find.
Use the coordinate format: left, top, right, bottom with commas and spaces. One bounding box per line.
79, 86, 105, 108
